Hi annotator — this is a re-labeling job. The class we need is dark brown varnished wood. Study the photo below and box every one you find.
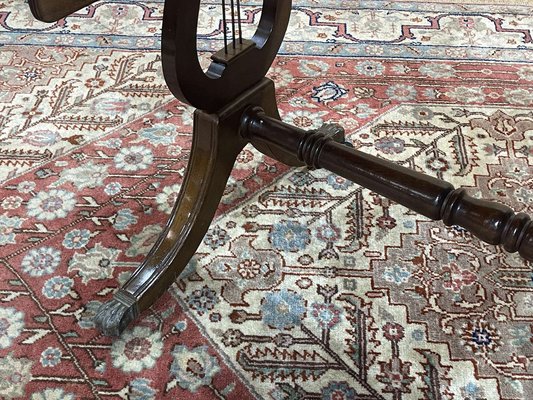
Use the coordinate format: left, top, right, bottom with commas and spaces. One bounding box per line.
242, 107, 533, 262
29, 0, 96, 22
94, 79, 284, 335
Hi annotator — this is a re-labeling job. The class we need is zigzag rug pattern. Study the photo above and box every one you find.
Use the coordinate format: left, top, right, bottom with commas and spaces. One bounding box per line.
0, 0, 532, 399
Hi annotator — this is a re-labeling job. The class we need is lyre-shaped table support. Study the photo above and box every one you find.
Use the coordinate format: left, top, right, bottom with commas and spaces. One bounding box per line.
95, 78, 532, 336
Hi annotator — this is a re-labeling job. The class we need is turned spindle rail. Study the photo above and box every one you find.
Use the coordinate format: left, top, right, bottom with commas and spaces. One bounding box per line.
242, 107, 533, 262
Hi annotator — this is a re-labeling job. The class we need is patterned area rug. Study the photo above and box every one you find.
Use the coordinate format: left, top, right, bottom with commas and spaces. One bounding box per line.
1, 0, 532, 399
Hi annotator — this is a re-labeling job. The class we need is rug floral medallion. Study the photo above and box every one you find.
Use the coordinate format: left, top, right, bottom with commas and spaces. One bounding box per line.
0, 0, 532, 399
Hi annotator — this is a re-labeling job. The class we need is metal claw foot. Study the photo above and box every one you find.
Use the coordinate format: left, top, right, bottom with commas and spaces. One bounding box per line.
94, 291, 139, 336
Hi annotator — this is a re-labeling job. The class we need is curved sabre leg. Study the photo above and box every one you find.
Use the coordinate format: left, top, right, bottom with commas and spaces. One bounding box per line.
94, 79, 283, 336
94, 111, 243, 335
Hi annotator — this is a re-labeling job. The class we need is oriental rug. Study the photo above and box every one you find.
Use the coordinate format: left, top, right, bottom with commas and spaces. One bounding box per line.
0, 0, 532, 399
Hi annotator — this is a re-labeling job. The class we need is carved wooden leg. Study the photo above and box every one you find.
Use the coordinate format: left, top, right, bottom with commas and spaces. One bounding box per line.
94, 79, 285, 335
243, 108, 533, 262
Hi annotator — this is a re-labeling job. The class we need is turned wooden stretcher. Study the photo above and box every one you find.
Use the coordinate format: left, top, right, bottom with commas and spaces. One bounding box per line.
29, 0, 532, 336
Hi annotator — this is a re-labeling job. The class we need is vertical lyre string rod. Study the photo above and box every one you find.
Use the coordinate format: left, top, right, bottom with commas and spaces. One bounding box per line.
237, 0, 243, 44
221, 0, 243, 52
221, 0, 228, 53
230, 0, 236, 49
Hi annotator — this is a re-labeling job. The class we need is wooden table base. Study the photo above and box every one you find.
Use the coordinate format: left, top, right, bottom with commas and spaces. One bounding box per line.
26, 0, 532, 336
94, 78, 532, 336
